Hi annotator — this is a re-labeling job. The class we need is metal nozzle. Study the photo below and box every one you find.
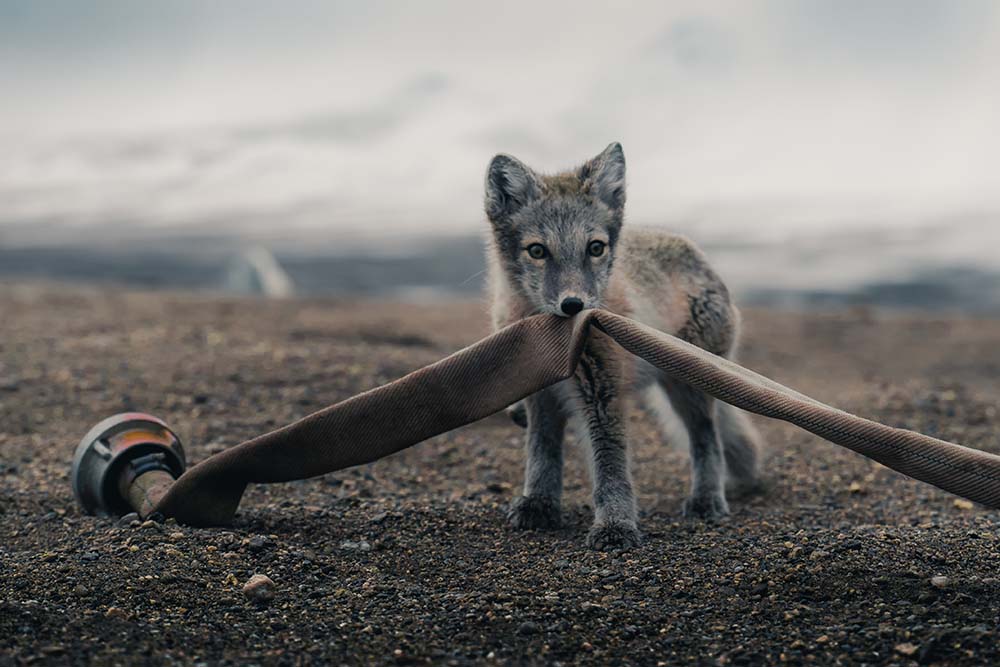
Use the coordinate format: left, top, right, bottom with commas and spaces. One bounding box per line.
71, 412, 186, 518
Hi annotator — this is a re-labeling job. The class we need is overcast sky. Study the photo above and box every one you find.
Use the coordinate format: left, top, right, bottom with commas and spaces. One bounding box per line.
1, 1, 998, 242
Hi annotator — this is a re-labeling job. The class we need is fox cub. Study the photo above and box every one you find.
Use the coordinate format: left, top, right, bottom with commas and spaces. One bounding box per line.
484, 142, 763, 550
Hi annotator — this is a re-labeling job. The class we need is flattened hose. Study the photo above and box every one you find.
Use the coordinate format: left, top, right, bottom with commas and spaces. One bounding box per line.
150, 310, 1000, 526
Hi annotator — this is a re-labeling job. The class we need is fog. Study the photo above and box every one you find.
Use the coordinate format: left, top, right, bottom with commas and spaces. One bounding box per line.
2, 1, 998, 245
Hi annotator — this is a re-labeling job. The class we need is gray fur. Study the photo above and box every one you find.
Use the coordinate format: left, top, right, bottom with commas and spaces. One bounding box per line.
718, 403, 765, 498
486, 143, 765, 550
484, 144, 623, 317
506, 401, 528, 428
658, 375, 729, 519
577, 142, 627, 213
485, 154, 541, 222
570, 342, 641, 549
507, 387, 566, 529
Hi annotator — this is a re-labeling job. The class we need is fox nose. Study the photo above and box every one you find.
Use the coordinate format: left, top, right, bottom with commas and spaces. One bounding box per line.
560, 297, 584, 316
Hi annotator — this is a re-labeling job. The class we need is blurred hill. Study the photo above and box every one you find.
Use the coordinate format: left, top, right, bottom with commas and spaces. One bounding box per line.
2, 217, 1000, 313
0, 231, 487, 301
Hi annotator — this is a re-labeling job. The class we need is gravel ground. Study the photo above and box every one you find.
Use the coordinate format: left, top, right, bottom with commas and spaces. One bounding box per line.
4, 282, 1000, 666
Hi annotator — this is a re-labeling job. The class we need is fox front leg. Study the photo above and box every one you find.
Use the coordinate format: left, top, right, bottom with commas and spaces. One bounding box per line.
507, 389, 565, 530
573, 351, 641, 550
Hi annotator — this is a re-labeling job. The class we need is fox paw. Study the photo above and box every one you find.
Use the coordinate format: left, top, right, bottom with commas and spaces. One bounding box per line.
586, 521, 641, 551
683, 493, 730, 521
507, 496, 562, 530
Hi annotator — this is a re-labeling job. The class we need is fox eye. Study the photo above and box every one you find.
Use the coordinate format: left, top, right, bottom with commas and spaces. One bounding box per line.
526, 243, 549, 260
588, 240, 606, 257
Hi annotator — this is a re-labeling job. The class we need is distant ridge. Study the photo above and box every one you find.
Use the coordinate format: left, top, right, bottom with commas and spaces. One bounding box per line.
1, 227, 1000, 313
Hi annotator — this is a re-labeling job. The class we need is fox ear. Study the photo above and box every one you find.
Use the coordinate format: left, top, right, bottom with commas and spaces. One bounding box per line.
485, 154, 540, 223
580, 142, 626, 212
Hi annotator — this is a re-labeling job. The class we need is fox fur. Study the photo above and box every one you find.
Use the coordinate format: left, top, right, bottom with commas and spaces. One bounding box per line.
484, 142, 764, 550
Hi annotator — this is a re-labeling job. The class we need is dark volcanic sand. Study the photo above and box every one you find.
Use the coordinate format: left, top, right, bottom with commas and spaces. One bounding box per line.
4, 282, 1000, 666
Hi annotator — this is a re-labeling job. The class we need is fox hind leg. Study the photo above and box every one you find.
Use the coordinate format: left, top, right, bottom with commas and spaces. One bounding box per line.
658, 376, 729, 520
718, 403, 767, 498
506, 400, 528, 428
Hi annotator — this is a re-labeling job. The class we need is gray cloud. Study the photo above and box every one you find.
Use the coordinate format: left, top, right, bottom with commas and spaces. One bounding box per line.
0, 1, 998, 242
774, 0, 996, 69
234, 73, 450, 144
647, 17, 739, 72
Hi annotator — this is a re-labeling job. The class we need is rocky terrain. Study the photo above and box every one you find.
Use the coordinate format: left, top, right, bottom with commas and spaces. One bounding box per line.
4, 282, 1000, 665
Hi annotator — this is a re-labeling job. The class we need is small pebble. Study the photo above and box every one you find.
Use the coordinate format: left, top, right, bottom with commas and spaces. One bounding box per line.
105, 607, 126, 620
247, 535, 269, 552
517, 621, 540, 636
117, 513, 140, 527
243, 574, 276, 602
340, 540, 372, 552
930, 575, 950, 589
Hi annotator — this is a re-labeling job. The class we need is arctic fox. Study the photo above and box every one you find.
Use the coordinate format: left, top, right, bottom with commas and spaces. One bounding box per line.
485, 142, 763, 550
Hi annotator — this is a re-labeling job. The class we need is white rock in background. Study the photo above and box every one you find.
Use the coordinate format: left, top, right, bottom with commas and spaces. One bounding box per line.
224, 246, 294, 298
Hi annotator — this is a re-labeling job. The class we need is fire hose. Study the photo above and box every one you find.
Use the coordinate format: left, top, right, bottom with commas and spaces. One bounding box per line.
71, 310, 1000, 526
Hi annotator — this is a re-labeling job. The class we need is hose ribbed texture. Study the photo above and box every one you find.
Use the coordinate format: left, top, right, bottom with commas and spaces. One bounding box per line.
153, 310, 1000, 526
